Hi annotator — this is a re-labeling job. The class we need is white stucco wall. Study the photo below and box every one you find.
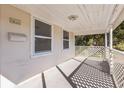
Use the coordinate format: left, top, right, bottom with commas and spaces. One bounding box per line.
0, 5, 75, 86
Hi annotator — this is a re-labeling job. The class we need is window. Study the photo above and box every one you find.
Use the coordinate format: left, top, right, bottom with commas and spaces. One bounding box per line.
34, 19, 52, 54
63, 30, 69, 49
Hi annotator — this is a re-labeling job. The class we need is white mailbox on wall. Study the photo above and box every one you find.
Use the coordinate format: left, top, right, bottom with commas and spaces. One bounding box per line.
8, 32, 27, 42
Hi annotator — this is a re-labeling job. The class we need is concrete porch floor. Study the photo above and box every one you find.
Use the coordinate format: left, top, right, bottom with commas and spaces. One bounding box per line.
42, 57, 116, 88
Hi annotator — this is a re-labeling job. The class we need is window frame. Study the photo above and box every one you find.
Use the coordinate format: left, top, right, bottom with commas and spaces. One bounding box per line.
31, 16, 53, 57
63, 30, 69, 50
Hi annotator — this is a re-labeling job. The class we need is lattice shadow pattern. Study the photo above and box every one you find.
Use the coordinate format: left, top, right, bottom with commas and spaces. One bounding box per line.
69, 60, 115, 88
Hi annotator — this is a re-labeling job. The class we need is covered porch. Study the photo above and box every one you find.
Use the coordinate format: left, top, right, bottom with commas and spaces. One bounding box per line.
0, 4, 124, 88
41, 45, 124, 88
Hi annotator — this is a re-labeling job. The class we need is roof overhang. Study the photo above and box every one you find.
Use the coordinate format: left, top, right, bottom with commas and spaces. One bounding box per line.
13, 4, 124, 35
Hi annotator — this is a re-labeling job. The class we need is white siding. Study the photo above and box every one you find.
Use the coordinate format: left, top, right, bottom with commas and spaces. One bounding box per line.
0, 5, 75, 86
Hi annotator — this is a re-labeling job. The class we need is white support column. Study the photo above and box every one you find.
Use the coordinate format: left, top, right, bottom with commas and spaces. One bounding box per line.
109, 27, 113, 74
104, 32, 108, 60
105, 32, 107, 48
110, 28, 113, 49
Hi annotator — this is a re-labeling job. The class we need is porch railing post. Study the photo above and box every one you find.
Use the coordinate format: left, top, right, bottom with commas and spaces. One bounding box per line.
105, 32, 108, 60
109, 27, 113, 74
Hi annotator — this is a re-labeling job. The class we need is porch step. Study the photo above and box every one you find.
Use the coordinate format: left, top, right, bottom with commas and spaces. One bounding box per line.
43, 67, 72, 88
57, 59, 81, 77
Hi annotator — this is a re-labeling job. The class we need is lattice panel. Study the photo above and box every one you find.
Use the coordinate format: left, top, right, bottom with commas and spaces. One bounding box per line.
113, 62, 124, 88
77, 46, 105, 58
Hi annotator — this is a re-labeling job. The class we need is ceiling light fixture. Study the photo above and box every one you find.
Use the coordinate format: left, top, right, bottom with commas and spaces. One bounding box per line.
68, 15, 79, 21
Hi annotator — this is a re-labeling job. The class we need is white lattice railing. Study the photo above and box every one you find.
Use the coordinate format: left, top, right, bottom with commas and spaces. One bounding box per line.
75, 46, 89, 56
75, 46, 124, 88
111, 49, 124, 88
75, 46, 105, 58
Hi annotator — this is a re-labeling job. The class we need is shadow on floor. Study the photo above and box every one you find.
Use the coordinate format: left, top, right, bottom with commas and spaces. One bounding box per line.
69, 59, 115, 88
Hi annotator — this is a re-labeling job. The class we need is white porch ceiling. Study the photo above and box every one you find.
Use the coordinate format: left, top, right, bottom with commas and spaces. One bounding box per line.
13, 4, 124, 35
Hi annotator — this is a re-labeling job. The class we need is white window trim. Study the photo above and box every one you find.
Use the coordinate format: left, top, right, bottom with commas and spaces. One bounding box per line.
63, 30, 70, 50
63, 39, 69, 41
35, 35, 52, 39
31, 16, 53, 58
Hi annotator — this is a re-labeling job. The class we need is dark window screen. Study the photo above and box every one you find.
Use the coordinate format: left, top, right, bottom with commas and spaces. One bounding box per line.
107, 33, 110, 47
63, 41, 69, 49
63, 30, 69, 49
35, 37, 51, 53
63, 30, 69, 39
35, 19, 51, 37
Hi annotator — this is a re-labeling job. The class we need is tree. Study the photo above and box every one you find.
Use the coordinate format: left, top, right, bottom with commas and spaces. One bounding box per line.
113, 21, 124, 51
75, 34, 105, 46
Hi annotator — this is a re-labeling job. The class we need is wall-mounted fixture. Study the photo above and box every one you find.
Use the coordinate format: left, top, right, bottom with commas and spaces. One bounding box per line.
8, 32, 27, 42
68, 15, 79, 21
9, 17, 21, 25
